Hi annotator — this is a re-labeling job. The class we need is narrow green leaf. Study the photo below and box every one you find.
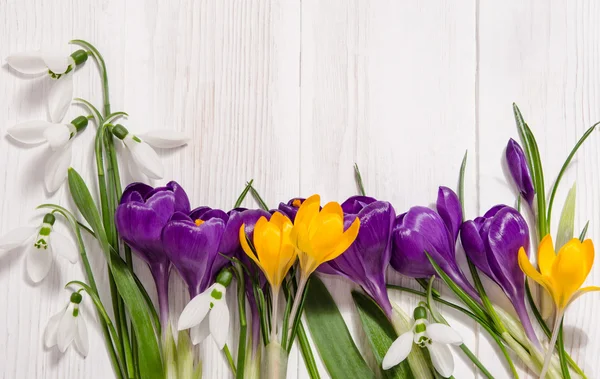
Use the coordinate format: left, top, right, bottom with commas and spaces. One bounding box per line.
354, 163, 366, 196
304, 277, 375, 379
68, 168, 164, 379
352, 291, 415, 379
555, 183, 577, 250
177, 330, 195, 379
579, 221, 590, 241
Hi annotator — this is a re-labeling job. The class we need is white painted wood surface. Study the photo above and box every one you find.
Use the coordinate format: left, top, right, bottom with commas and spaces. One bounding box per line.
0, 1, 598, 378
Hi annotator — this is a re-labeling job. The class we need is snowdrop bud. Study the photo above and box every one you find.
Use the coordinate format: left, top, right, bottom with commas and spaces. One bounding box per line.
70, 292, 83, 304
43, 213, 56, 226
70, 116, 88, 133
70, 50, 89, 66
112, 124, 130, 140
216, 268, 233, 287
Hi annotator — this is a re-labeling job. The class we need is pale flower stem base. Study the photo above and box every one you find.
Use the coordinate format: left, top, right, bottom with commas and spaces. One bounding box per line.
541, 310, 565, 379
244, 339, 261, 379
391, 304, 433, 379
262, 342, 288, 379
271, 288, 280, 342
286, 275, 308, 334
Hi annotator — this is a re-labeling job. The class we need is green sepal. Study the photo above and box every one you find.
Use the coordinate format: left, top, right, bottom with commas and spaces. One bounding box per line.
304, 277, 375, 379
352, 291, 416, 379
70, 49, 88, 66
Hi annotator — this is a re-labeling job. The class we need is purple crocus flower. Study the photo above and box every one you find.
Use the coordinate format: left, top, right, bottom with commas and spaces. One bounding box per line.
278, 197, 305, 222
390, 187, 479, 300
115, 181, 190, 326
227, 208, 271, 354
460, 205, 539, 346
506, 138, 535, 207
319, 196, 395, 318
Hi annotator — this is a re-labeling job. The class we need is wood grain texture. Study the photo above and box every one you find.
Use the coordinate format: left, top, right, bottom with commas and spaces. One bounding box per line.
0, 1, 598, 378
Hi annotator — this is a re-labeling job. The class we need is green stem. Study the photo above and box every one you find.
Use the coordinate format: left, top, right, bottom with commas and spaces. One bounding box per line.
223, 344, 237, 376
296, 323, 321, 379
71, 39, 111, 114
234, 263, 247, 379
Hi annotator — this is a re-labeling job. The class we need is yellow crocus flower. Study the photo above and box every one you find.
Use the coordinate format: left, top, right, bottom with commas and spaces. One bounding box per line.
291, 194, 360, 277
518, 234, 599, 310
239, 211, 297, 291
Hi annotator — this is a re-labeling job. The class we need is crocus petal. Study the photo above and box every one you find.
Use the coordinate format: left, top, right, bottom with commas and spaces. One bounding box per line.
191, 317, 210, 345
209, 301, 229, 349
567, 286, 600, 308
518, 247, 554, 297
427, 323, 463, 345
50, 231, 78, 263
7, 120, 53, 145
42, 54, 70, 74
26, 243, 53, 282
340, 196, 377, 214
436, 186, 462, 240
124, 136, 164, 179
139, 130, 190, 148
427, 342, 455, 378
74, 316, 89, 357
48, 72, 73, 122
382, 331, 414, 370
57, 305, 76, 352
538, 235, 556, 277
506, 139, 535, 207
44, 311, 63, 348
178, 291, 211, 331
460, 220, 493, 277
44, 143, 72, 192
0, 226, 36, 251
43, 124, 72, 151
6, 52, 47, 74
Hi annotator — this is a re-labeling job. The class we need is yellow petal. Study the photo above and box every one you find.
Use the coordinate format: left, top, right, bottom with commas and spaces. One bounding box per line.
538, 234, 556, 276
552, 242, 589, 308
581, 239, 595, 276
566, 286, 600, 308
294, 194, 320, 229
518, 246, 554, 297
322, 216, 360, 263
270, 211, 291, 229
239, 222, 271, 284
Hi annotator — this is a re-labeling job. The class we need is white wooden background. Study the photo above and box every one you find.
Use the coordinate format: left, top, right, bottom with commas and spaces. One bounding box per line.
1, 1, 599, 378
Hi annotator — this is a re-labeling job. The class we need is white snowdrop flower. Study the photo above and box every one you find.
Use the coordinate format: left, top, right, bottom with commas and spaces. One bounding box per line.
0, 213, 78, 282
177, 283, 230, 349
111, 124, 190, 181
6, 49, 89, 122
44, 292, 89, 357
382, 306, 462, 378
6, 116, 88, 192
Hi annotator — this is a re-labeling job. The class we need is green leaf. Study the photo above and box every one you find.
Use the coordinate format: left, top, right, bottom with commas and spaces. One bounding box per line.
304, 277, 375, 379
354, 163, 366, 196
556, 183, 577, 250
352, 291, 415, 379
177, 330, 195, 379
68, 168, 164, 379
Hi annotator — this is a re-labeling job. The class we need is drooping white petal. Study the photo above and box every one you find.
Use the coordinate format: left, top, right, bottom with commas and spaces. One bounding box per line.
44, 311, 64, 348
43, 124, 72, 151
178, 291, 211, 331
427, 342, 455, 378
49, 231, 78, 263
48, 72, 73, 122
73, 316, 89, 357
427, 323, 463, 346
382, 331, 414, 370
126, 149, 150, 183
7, 120, 53, 145
26, 242, 54, 283
42, 54, 71, 74
0, 226, 36, 251
6, 51, 47, 75
44, 143, 72, 192
209, 301, 230, 349
139, 130, 191, 149
57, 304, 77, 352
124, 136, 164, 179
190, 317, 210, 345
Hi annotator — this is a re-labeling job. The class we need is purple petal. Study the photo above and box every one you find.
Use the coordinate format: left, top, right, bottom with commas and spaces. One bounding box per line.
120, 182, 153, 203
278, 198, 305, 222
460, 220, 494, 278
162, 217, 226, 296
436, 186, 462, 241
320, 201, 395, 317
340, 196, 377, 214
506, 139, 535, 207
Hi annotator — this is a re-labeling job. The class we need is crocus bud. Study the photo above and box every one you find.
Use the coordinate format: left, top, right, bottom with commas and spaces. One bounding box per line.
505, 139, 535, 207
